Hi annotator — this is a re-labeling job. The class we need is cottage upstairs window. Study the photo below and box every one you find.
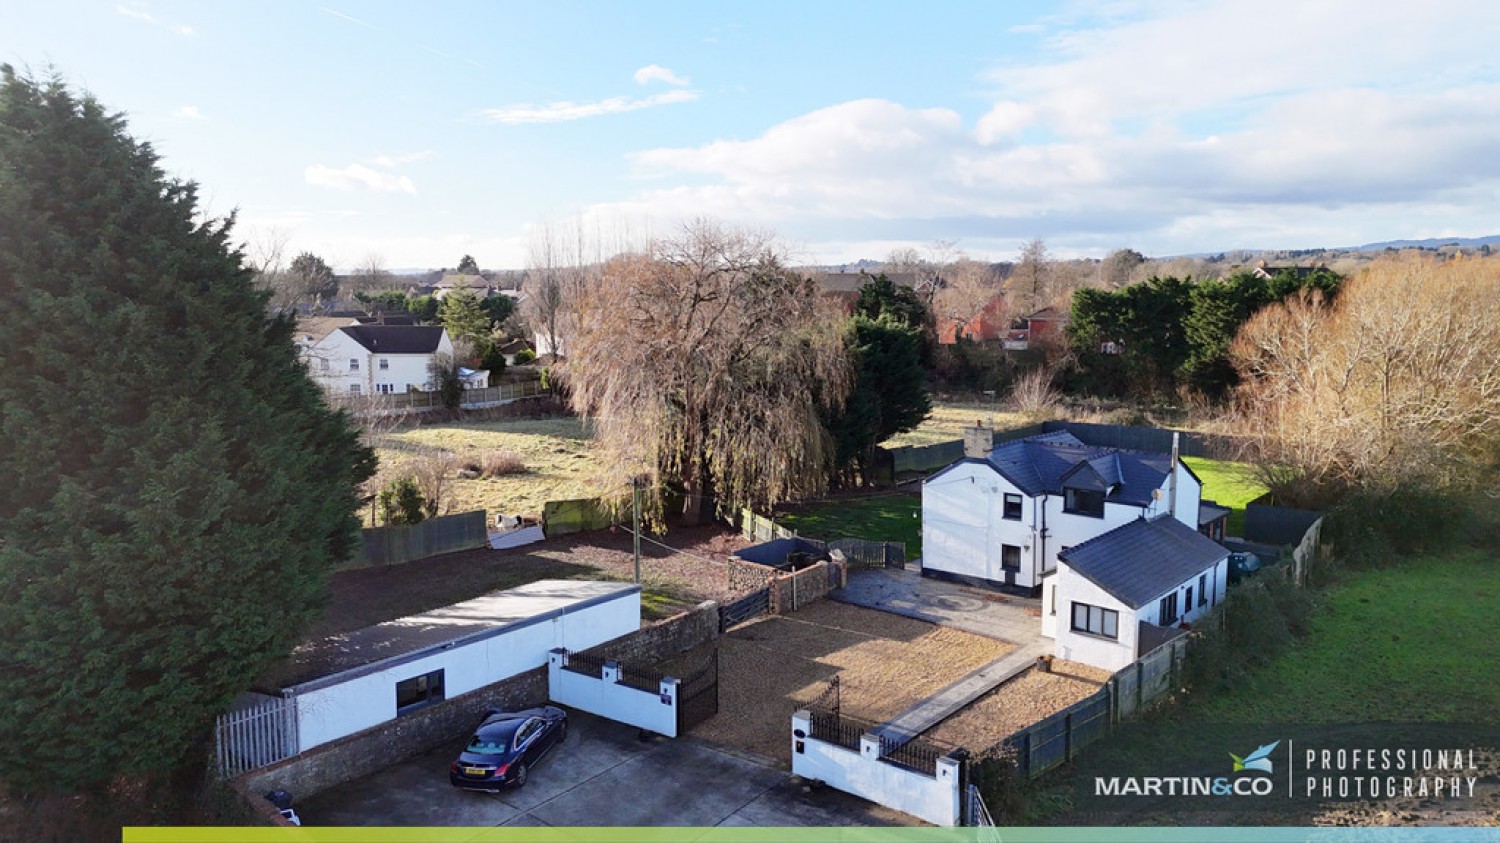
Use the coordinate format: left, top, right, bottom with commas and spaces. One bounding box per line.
349, 358, 359, 372
1003, 493, 1023, 520
379, 358, 389, 370
1064, 487, 1105, 517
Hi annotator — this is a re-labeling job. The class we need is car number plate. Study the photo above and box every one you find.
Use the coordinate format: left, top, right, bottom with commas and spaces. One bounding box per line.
464, 766, 488, 777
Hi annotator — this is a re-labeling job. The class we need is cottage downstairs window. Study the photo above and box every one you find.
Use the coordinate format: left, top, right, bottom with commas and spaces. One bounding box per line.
1071, 602, 1118, 639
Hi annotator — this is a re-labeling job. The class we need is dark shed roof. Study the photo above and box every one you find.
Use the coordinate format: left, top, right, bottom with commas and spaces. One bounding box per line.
1060, 517, 1229, 609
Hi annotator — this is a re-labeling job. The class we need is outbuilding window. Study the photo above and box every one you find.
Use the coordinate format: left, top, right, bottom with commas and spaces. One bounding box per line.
396, 669, 445, 715
1071, 602, 1118, 639
1159, 592, 1180, 626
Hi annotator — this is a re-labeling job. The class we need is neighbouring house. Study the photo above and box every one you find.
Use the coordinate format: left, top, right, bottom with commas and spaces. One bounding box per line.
921, 425, 1230, 672
433, 272, 493, 299
1198, 499, 1231, 542
496, 338, 534, 365
1001, 306, 1069, 351
300, 324, 456, 395
937, 293, 1008, 344
251, 580, 641, 754
815, 271, 933, 313
458, 367, 490, 389
1248, 260, 1328, 281
1041, 516, 1228, 671
922, 427, 1203, 594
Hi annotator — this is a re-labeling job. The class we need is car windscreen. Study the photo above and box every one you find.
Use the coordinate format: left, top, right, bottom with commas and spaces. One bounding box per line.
466, 728, 516, 755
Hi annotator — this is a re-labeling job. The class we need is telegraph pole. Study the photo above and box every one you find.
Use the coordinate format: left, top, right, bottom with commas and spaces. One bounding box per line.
630, 475, 645, 583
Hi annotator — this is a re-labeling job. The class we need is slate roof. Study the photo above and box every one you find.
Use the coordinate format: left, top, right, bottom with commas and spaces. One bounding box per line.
982, 431, 1173, 507
1198, 500, 1232, 526
1060, 517, 1229, 609
339, 325, 447, 354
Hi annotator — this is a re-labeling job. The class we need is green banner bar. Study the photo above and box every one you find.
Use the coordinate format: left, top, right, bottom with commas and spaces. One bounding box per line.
122, 827, 1500, 843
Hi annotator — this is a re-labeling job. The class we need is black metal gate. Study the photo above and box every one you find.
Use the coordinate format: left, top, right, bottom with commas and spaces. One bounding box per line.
676, 648, 719, 734
719, 586, 770, 631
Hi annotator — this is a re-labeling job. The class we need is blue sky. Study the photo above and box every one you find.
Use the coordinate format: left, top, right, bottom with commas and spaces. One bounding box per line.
8, 1, 1500, 270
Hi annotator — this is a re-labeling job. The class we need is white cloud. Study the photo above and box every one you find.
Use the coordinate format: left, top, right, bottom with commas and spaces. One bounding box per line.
173, 105, 206, 121
633, 64, 690, 87
588, 1, 1500, 259
304, 163, 416, 194
170, 24, 195, 37
115, 3, 153, 22
478, 89, 699, 125
367, 150, 434, 167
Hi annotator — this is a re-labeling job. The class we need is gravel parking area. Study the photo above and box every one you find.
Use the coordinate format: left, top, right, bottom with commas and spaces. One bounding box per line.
921, 659, 1111, 751
672, 600, 1013, 764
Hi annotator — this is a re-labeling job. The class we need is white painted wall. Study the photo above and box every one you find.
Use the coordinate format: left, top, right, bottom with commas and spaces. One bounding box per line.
790, 711, 961, 827
923, 455, 1206, 592
1050, 564, 1142, 673
292, 589, 638, 753
547, 651, 679, 737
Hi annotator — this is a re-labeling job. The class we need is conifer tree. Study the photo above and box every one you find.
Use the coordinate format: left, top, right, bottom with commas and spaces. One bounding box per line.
0, 67, 374, 788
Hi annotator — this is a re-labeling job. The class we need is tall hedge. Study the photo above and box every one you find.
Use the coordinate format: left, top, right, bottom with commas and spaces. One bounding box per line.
0, 67, 374, 788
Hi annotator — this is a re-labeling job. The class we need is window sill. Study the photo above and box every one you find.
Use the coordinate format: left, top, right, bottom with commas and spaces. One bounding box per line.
1068, 629, 1120, 643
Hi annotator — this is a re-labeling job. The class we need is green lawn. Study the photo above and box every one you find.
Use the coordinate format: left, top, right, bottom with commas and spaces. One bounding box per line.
776, 494, 924, 561
1194, 550, 1500, 723
1182, 456, 1268, 537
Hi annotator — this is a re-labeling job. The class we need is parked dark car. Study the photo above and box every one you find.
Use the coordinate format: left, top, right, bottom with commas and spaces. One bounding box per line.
449, 705, 568, 790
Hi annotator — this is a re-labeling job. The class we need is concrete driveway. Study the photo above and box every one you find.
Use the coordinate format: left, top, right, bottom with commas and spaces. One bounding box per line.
297, 710, 909, 827
832, 566, 1042, 644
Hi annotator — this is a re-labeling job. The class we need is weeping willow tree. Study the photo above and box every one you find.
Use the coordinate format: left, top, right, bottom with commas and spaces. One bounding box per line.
565, 220, 851, 526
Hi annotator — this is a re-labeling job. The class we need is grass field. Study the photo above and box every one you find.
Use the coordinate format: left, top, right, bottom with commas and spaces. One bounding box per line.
1193, 550, 1500, 723
1181, 456, 1268, 537
776, 494, 924, 560
372, 416, 603, 522
882, 398, 1031, 448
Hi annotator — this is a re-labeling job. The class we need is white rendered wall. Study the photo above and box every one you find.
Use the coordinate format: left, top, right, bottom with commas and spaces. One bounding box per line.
790, 711, 961, 827
1051, 563, 1142, 673
293, 589, 638, 752
547, 651, 678, 737
921, 463, 1036, 583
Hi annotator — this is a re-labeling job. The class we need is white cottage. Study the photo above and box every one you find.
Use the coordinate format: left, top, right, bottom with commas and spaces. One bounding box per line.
301, 324, 455, 396
921, 427, 1202, 593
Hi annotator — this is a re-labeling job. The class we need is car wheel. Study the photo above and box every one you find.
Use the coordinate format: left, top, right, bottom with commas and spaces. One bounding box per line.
512, 762, 528, 788
557, 721, 567, 743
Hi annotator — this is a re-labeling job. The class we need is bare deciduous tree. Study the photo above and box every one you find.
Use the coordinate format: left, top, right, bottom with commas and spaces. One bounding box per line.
1006, 237, 1053, 316
934, 258, 1004, 339
349, 252, 392, 296
565, 219, 851, 526
1231, 254, 1500, 504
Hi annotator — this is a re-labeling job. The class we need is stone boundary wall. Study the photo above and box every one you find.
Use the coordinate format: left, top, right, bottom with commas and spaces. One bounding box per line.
581, 601, 720, 666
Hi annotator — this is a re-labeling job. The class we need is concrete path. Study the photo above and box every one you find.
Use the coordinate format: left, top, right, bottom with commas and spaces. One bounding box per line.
831, 567, 1042, 644
869, 639, 1050, 747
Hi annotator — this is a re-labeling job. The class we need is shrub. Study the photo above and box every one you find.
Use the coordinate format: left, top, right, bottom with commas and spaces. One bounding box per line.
514, 348, 537, 364
378, 477, 425, 525
1181, 572, 1315, 695
481, 450, 527, 477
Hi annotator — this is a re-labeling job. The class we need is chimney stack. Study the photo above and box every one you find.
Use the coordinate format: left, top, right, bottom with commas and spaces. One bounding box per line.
963, 420, 993, 459
1168, 432, 1180, 517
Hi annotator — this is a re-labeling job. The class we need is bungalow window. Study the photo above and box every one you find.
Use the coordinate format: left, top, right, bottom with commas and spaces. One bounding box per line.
1064, 487, 1105, 518
379, 358, 390, 370
1002, 493, 1023, 520
1185, 585, 1194, 612
1001, 544, 1021, 570
1198, 574, 1208, 607
396, 669, 444, 715
1159, 592, 1180, 626
349, 358, 359, 371
1071, 602, 1118, 639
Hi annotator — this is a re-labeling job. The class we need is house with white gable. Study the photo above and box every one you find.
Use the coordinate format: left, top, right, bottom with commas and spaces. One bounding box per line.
921, 424, 1229, 672
300, 324, 456, 396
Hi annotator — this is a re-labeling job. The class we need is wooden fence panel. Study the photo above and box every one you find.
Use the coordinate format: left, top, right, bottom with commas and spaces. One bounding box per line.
345, 510, 489, 570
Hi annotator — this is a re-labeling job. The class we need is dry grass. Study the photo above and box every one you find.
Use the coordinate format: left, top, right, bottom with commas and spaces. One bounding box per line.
370, 416, 601, 523
679, 600, 1012, 764
921, 659, 1110, 752
481, 449, 527, 477
881, 398, 1031, 448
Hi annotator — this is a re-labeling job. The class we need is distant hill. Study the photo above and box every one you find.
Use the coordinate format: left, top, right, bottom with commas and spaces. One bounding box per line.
1354, 234, 1500, 251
